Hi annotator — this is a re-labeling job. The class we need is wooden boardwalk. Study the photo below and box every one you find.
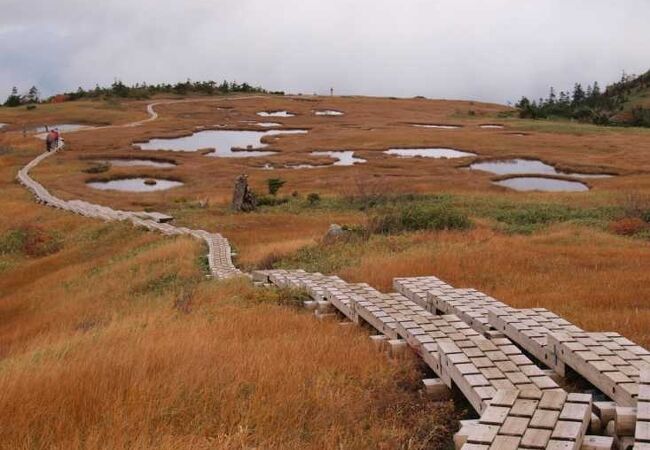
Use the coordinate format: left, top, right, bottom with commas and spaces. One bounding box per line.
16, 99, 650, 449
257, 269, 650, 449
17, 142, 242, 279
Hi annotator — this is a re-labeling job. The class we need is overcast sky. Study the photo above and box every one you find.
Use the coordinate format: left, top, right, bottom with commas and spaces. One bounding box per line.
1, 0, 649, 104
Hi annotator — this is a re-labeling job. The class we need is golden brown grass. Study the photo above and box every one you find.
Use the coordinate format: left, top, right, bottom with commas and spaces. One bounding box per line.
0, 279, 456, 449
2, 95, 650, 447
0, 137, 456, 449
26, 94, 650, 212
327, 225, 650, 348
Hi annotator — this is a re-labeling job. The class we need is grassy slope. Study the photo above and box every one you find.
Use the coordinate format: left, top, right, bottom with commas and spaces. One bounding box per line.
1, 94, 650, 446
0, 111, 456, 449
608, 72, 650, 122
625, 84, 650, 109
256, 191, 650, 347
274, 223, 650, 346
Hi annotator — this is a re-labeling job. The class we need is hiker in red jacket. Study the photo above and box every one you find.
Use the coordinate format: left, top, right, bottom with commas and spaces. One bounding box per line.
52, 128, 60, 148
45, 130, 56, 152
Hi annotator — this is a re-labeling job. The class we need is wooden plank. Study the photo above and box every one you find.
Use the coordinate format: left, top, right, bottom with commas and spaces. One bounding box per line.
487, 435, 519, 450
521, 427, 552, 449
499, 416, 529, 436
636, 368, 650, 447
549, 332, 649, 406
580, 435, 614, 450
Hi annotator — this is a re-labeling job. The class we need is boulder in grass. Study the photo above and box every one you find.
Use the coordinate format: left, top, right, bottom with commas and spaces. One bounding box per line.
322, 224, 348, 244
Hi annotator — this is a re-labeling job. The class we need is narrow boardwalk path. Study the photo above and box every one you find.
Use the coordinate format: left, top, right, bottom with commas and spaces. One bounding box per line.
16, 98, 650, 449
256, 270, 650, 449
15, 98, 257, 278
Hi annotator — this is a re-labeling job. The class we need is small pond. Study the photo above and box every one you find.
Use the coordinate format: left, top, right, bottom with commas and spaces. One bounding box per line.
257, 111, 295, 117
0, 123, 7, 129
35, 123, 91, 133
136, 129, 307, 157
411, 124, 461, 129
35, 123, 92, 139
313, 110, 344, 116
385, 148, 476, 159
495, 177, 588, 192
469, 159, 612, 179
287, 164, 320, 169
102, 159, 176, 168
311, 151, 366, 166
479, 124, 504, 129
87, 178, 183, 192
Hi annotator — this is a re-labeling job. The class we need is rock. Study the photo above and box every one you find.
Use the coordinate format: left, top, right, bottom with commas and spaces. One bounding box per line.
322, 224, 347, 244
232, 174, 257, 212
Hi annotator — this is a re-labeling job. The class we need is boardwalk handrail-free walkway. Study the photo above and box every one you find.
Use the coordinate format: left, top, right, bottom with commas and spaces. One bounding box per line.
16, 98, 650, 449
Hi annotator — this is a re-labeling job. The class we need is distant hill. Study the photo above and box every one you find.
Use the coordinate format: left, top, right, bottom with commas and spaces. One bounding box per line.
516, 69, 650, 127
606, 70, 650, 125
2, 79, 282, 107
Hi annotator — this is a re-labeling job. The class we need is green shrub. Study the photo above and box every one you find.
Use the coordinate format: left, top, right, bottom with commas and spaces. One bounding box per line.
369, 204, 471, 234
0, 226, 63, 257
307, 193, 321, 206
0, 229, 27, 255
274, 287, 312, 309
83, 162, 111, 174
257, 195, 289, 207
267, 178, 286, 196
572, 106, 594, 122
493, 204, 598, 226
484, 202, 614, 234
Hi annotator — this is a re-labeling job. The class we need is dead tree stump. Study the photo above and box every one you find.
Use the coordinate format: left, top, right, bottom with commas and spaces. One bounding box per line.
232, 175, 257, 212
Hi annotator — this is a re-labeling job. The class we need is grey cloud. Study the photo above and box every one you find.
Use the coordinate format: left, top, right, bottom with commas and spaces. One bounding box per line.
1, 0, 649, 103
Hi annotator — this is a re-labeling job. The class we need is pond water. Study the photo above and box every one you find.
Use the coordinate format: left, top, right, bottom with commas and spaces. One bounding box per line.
480, 124, 505, 129
287, 164, 319, 169
257, 111, 295, 117
311, 151, 366, 166
87, 178, 183, 192
136, 129, 307, 157
385, 148, 476, 158
411, 124, 461, 129
313, 110, 344, 116
102, 159, 176, 168
0, 123, 7, 129
35, 123, 91, 133
34, 123, 92, 138
469, 159, 613, 179
495, 177, 589, 192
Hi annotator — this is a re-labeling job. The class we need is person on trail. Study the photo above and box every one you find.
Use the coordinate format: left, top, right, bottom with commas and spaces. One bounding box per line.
52, 128, 60, 148
45, 130, 55, 152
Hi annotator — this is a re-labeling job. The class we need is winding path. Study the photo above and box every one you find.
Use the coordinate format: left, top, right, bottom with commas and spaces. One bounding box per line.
16, 97, 650, 449
15, 97, 268, 279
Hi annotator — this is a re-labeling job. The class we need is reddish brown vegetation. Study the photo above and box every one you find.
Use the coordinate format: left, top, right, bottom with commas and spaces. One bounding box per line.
0, 135, 457, 448
609, 217, 648, 235
1, 95, 650, 447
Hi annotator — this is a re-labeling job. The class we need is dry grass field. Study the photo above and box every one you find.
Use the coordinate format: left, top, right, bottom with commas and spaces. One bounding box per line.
1, 93, 649, 447
0, 132, 457, 449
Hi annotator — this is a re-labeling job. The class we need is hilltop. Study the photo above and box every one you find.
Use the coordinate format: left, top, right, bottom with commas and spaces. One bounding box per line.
608, 70, 650, 124
516, 69, 650, 127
